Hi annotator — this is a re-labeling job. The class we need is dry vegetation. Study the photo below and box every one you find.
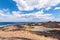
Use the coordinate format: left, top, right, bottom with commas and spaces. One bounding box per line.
0, 22, 60, 40
0, 30, 58, 40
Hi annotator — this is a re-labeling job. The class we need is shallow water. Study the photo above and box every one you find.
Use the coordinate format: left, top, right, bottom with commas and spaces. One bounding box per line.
0, 22, 34, 27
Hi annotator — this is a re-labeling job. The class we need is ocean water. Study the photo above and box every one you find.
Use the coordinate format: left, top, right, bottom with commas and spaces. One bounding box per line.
0, 22, 33, 27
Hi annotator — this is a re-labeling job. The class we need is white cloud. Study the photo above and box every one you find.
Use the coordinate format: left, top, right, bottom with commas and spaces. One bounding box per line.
13, 0, 60, 10
52, 18, 60, 22
0, 10, 54, 22
0, 0, 60, 22
55, 7, 60, 10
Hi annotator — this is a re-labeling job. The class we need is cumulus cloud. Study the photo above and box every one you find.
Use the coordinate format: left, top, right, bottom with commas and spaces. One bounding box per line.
0, 9, 54, 22
12, 10, 54, 21
13, 0, 60, 10
0, 0, 60, 22
54, 7, 60, 10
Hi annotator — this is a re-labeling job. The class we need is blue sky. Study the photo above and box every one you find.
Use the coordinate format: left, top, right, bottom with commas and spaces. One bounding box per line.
0, 0, 60, 22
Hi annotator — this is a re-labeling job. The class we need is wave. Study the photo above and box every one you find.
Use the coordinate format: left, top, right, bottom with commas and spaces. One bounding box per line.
0, 22, 33, 27
0, 24, 12, 27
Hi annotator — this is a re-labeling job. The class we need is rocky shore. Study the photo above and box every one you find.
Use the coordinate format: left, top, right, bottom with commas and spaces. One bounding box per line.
0, 22, 60, 40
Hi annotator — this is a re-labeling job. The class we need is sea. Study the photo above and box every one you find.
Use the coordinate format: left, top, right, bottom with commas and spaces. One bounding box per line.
0, 22, 34, 27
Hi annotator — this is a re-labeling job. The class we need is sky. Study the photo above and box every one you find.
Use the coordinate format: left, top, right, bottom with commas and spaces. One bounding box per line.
0, 0, 60, 22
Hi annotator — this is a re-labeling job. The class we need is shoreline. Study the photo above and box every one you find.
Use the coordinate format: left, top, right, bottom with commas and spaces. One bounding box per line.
0, 22, 60, 40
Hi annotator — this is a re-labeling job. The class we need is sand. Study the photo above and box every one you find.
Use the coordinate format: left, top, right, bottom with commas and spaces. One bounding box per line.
0, 30, 58, 40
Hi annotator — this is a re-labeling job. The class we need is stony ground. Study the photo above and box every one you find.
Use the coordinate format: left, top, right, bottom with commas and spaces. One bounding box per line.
0, 24, 60, 40
0, 30, 59, 40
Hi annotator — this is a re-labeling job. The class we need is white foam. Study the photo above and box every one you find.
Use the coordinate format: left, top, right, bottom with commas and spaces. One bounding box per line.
0, 24, 12, 27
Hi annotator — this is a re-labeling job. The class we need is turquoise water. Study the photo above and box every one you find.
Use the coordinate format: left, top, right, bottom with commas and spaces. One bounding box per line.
0, 22, 34, 27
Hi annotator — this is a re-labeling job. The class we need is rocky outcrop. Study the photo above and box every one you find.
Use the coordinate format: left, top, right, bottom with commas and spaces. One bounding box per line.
0, 25, 24, 31
41, 22, 60, 28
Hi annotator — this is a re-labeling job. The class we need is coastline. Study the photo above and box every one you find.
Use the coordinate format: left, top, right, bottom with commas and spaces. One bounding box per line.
0, 22, 60, 40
